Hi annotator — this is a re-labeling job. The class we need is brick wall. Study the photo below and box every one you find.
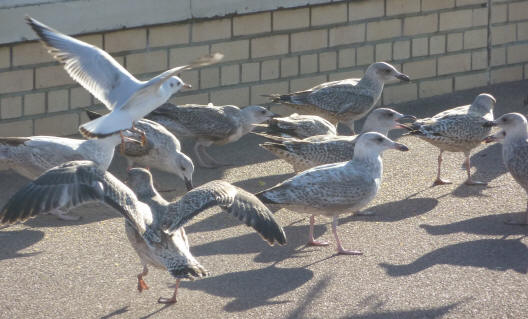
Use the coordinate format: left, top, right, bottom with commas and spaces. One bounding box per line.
0, 0, 527, 136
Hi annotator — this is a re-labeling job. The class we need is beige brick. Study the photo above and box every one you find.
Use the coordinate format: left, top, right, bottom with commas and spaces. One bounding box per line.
420, 78, 452, 98
36, 65, 74, 89
233, 12, 271, 36
47, 89, 69, 113
311, 3, 347, 26
404, 14, 438, 36
192, 18, 231, 42
77, 34, 103, 48
349, 0, 384, 21
438, 53, 471, 75
290, 75, 327, 92
328, 70, 364, 81
319, 51, 337, 72
447, 33, 463, 52
517, 22, 528, 41
393, 41, 409, 60
0, 120, 32, 136
422, 0, 454, 11
12, 41, 53, 66
387, 0, 420, 16
251, 35, 289, 58
491, 24, 516, 45
1, 96, 22, 119
35, 112, 79, 136
281, 56, 299, 78
169, 92, 209, 105
291, 29, 327, 52
105, 28, 146, 53
329, 24, 365, 47
242, 62, 260, 82
273, 7, 310, 31
24, 92, 45, 116
491, 65, 523, 84
357, 46, 374, 66
0, 46, 9, 69
472, 50, 487, 70
149, 24, 189, 47
169, 45, 209, 67
412, 38, 428, 57
456, 0, 486, 6
300, 54, 318, 74
440, 10, 473, 31
70, 87, 92, 109
382, 83, 417, 104
367, 19, 401, 41
200, 67, 219, 89
251, 81, 289, 104
339, 48, 356, 68
430, 35, 446, 55
179, 70, 199, 91
472, 8, 488, 27
403, 59, 437, 79
508, 44, 528, 64
220, 64, 239, 86
455, 72, 488, 90
510, 1, 528, 22
211, 87, 250, 106
491, 47, 506, 66
261, 59, 280, 80
491, 4, 508, 24
464, 28, 487, 50
0, 70, 32, 95
126, 50, 167, 75
211, 40, 249, 62
376, 42, 392, 61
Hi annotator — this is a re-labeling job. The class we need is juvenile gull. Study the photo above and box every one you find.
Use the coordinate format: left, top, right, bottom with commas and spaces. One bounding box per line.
0, 161, 286, 304
264, 62, 410, 134
265, 113, 337, 138
258, 108, 415, 172
484, 113, 528, 225
86, 110, 194, 190
148, 103, 276, 168
256, 132, 409, 255
25, 16, 222, 142
402, 93, 495, 186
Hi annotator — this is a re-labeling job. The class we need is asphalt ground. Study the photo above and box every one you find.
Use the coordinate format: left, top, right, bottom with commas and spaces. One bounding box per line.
1, 80, 528, 318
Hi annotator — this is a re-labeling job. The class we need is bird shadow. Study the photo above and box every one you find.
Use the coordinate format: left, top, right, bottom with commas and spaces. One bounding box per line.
180, 264, 314, 312
0, 229, 44, 261
379, 238, 528, 276
99, 306, 129, 319
338, 302, 461, 319
21, 203, 119, 228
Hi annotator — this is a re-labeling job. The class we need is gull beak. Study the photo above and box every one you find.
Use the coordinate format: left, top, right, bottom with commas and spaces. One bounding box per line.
393, 142, 409, 152
270, 112, 281, 118
483, 120, 497, 128
395, 73, 411, 82
483, 131, 505, 144
184, 177, 194, 191
183, 83, 192, 89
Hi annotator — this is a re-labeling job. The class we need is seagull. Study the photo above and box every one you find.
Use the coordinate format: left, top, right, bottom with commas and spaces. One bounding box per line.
0, 161, 287, 304
264, 62, 410, 134
148, 103, 277, 168
257, 108, 415, 172
85, 110, 194, 190
256, 132, 409, 255
25, 16, 222, 143
484, 113, 528, 225
401, 93, 495, 186
265, 113, 337, 138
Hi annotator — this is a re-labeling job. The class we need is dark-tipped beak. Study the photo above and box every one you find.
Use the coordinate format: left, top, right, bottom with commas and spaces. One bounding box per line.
397, 114, 417, 124
483, 135, 497, 144
394, 143, 409, 152
396, 73, 410, 82
183, 83, 192, 89
483, 121, 497, 128
185, 178, 194, 191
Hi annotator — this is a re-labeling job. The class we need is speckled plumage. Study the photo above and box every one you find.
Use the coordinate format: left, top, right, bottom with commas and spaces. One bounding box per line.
266, 113, 337, 138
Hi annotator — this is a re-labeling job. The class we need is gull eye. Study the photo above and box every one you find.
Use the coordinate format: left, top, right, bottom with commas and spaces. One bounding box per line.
376, 137, 384, 142
384, 69, 392, 74
261, 110, 267, 114
170, 82, 174, 88
180, 166, 186, 171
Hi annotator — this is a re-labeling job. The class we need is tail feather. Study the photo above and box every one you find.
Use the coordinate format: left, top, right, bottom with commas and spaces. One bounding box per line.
85, 110, 103, 121
255, 191, 277, 204
260, 142, 289, 153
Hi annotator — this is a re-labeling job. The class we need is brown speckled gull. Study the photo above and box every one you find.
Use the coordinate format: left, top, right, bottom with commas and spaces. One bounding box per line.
265, 113, 337, 138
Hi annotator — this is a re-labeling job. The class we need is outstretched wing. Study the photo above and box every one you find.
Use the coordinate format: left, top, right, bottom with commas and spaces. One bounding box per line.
163, 180, 286, 246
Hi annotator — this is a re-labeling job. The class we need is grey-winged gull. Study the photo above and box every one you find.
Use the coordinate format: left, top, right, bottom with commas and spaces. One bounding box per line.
264, 62, 410, 134
0, 161, 286, 304
25, 16, 222, 143
256, 132, 409, 255
401, 93, 495, 186
484, 113, 528, 225
258, 108, 415, 172
148, 103, 277, 168
86, 110, 194, 190
265, 113, 337, 138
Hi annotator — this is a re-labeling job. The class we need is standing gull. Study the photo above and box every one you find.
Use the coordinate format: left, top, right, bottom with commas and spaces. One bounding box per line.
25, 16, 222, 142
484, 113, 528, 225
148, 103, 276, 168
264, 62, 410, 134
0, 161, 286, 304
401, 93, 495, 186
265, 113, 337, 138
258, 108, 415, 172
256, 132, 409, 255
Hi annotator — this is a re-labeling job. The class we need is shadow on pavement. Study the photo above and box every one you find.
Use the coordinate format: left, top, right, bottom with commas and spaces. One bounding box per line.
0, 229, 44, 260
100, 306, 129, 319
379, 238, 528, 276
22, 204, 118, 228
338, 302, 460, 319
285, 276, 331, 319
233, 172, 295, 193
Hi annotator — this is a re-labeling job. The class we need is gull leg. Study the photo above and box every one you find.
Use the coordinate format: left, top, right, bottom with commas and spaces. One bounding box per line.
158, 279, 180, 304
342, 120, 356, 135
433, 151, 452, 186
131, 122, 146, 146
194, 143, 214, 168
137, 265, 149, 292
50, 209, 80, 221
119, 131, 126, 154
307, 215, 329, 246
464, 154, 486, 185
505, 200, 528, 225
332, 216, 362, 255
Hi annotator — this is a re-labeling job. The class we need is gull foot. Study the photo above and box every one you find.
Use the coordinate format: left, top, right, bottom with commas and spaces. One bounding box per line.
337, 248, 363, 255
137, 277, 149, 292
307, 240, 330, 246
157, 297, 177, 304
465, 179, 487, 186
432, 178, 452, 186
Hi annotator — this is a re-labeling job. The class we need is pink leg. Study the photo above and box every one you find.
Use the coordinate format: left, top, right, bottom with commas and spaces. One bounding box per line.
137, 265, 149, 292
433, 151, 451, 186
158, 279, 180, 304
332, 216, 362, 255
464, 154, 486, 185
307, 215, 329, 246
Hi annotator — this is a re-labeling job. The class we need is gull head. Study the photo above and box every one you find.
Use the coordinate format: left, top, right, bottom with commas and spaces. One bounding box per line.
242, 105, 278, 125
471, 93, 496, 113
367, 62, 410, 82
363, 108, 416, 134
126, 168, 157, 198
483, 113, 528, 140
173, 152, 194, 191
165, 75, 192, 95
354, 132, 409, 158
